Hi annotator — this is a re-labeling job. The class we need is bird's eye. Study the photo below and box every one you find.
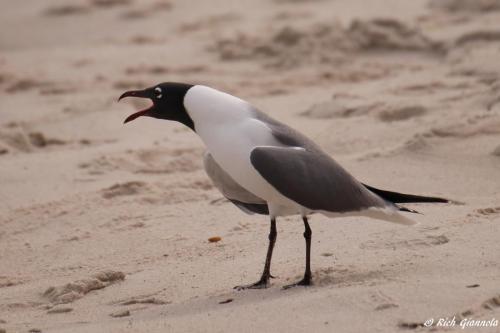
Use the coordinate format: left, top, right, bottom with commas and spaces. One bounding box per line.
154, 87, 162, 99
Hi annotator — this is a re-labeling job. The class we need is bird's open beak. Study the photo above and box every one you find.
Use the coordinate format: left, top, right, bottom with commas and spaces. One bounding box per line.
118, 89, 154, 124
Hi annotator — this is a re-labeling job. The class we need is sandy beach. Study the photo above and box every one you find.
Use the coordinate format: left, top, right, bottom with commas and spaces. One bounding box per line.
1, 0, 500, 332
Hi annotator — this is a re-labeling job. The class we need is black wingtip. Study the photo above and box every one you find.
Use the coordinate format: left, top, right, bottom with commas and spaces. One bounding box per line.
228, 199, 269, 215
398, 206, 423, 214
363, 183, 452, 204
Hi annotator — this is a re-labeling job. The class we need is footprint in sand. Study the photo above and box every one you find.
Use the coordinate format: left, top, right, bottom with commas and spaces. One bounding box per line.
80, 148, 203, 176
428, 0, 500, 13
124, 64, 206, 76
482, 295, 500, 310
43, 4, 90, 16
128, 35, 165, 45
5, 78, 52, 93
120, 1, 172, 20
115, 296, 170, 306
399, 294, 500, 329
0, 130, 67, 153
360, 234, 449, 250
43, 270, 125, 304
100, 180, 208, 205
377, 105, 427, 122
300, 99, 384, 119
211, 18, 441, 69
44, 0, 131, 17
113, 80, 147, 90
125, 65, 170, 75
348, 19, 444, 53
301, 99, 427, 122
101, 181, 149, 199
47, 306, 73, 314
287, 267, 386, 288
27, 132, 66, 148
476, 206, 500, 216
4, 77, 75, 95
429, 117, 500, 138
274, 0, 324, 3
90, 0, 131, 8
0, 276, 25, 288
139, 181, 212, 205
177, 14, 239, 34
110, 309, 130, 317
455, 30, 500, 47
492, 145, 500, 157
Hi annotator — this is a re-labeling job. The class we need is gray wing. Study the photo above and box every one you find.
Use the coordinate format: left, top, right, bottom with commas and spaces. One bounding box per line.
250, 146, 389, 213
203, 152, 269, 215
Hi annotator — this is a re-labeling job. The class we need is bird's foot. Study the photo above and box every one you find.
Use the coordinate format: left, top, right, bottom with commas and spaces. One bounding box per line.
234, 276, 271, 290
282, 275, 312, 290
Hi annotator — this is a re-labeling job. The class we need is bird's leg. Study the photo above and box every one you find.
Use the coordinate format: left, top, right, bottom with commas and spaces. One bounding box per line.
235, 218, 277, 290
283, 216, 313, 289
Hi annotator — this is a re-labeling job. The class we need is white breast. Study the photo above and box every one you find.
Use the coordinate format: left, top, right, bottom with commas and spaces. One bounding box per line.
184, 85, 302, 214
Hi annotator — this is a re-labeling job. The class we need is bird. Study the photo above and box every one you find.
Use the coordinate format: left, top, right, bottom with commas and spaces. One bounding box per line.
119, 82, 450, 289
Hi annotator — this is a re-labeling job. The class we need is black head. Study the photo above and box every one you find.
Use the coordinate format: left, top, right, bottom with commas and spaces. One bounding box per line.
118, 82, 195, 130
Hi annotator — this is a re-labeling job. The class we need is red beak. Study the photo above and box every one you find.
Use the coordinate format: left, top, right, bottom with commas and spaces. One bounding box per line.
118, 89, 154, 124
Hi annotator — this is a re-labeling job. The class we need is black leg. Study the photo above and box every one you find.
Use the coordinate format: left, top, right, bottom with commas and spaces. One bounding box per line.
235, 218, 277, 290
283, 216, 313, 289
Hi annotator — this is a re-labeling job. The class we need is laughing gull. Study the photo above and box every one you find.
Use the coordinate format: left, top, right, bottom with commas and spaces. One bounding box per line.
119, 82, 449, 289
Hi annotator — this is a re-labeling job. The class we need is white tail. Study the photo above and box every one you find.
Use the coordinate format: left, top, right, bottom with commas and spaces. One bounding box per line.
362, 207, 417, 226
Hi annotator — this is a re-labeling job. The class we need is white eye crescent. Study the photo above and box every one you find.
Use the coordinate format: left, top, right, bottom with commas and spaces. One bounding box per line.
154, 87, 162, 99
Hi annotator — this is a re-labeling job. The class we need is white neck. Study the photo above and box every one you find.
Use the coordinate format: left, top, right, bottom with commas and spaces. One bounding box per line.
184, 85, 253, 128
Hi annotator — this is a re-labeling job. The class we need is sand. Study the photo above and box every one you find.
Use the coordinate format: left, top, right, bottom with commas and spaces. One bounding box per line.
1, 0, 500, 332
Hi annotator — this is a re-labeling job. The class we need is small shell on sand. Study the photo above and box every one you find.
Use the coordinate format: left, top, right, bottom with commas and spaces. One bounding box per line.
208, 236, 222, 243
